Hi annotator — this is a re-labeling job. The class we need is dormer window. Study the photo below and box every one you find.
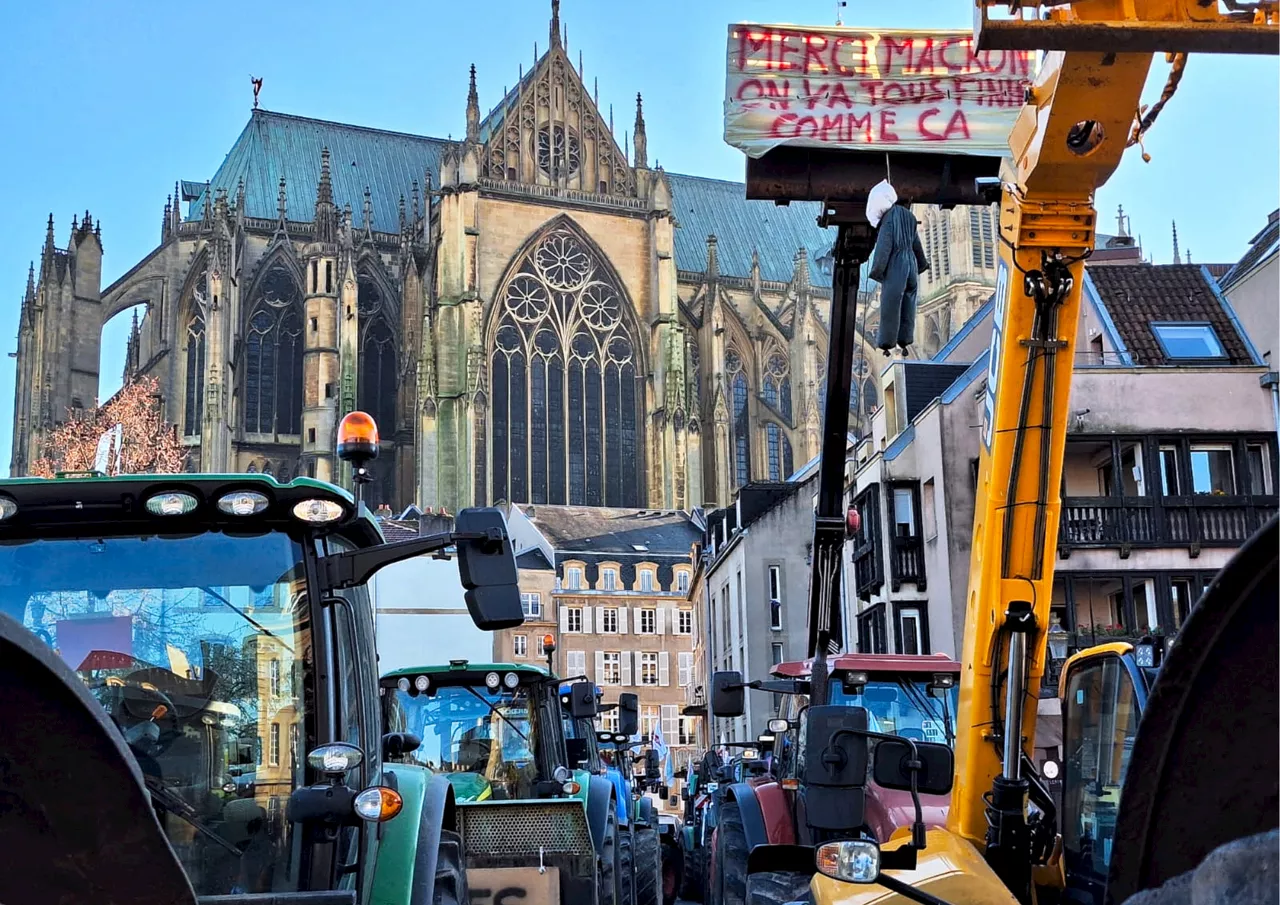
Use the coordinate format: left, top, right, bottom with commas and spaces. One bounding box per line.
1151, 323, 1226, 360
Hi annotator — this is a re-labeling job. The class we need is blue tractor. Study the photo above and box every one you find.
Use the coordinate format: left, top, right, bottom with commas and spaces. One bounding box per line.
561, 686, 663, 905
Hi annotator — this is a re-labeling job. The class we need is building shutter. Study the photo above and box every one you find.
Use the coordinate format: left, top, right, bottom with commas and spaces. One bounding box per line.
659, 651, 670, 687
678, 652, 693, 686
581, 606, 593, 634
662, 704, 678, 741
621, 649, 633, 686
656, 607, 666, 635
559, 607, 570, 633
596, 606, 606, 633
618, 606, 629, 634
594, 650, 605, 682
568, 650, 585, 677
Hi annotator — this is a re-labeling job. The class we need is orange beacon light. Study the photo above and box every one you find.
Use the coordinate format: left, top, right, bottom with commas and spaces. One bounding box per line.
337, 412, 380, 503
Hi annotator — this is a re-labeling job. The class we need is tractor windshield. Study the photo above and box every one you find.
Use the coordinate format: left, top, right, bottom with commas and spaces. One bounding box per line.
383, 681, 540, 801
830, 676, 959, 746
0, 528, 311, 897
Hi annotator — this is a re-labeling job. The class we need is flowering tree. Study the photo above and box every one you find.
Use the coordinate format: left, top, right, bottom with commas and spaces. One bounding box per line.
30, 375, 186, 478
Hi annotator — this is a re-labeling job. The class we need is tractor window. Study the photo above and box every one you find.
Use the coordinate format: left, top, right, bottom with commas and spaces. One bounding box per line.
1061, 656, 1140, 898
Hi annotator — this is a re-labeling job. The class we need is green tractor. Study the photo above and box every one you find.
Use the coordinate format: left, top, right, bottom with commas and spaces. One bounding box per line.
0, 464, 526, 905
381, 662, 623, 905
560, 687, 664, 905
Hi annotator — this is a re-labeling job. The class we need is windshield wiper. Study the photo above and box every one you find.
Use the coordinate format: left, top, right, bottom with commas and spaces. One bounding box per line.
899, 680, 955, 747
144, 776, 243, 856
460, 685, 530, 744
201, 586, 294, 654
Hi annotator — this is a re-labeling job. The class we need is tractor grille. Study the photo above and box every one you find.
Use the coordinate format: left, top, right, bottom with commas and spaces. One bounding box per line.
458, 800, 592, 855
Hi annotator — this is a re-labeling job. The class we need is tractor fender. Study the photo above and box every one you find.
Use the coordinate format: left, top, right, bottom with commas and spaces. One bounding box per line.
605, 766, 631, 827
724, 782, 770, 852
372, 765, 457, 905
586, 774, 617, 854
636, 794, 657, 829
750, 781, 796, 846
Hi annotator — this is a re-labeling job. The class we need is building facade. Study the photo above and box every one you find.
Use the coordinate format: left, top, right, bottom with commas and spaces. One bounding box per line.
493, 504, 703, 769
844, 261, 1279, 692
698, 476, 820, 745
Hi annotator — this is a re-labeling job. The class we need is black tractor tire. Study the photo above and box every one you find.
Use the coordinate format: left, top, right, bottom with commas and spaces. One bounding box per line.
599, 805, 619, 905
434, 829, 470, 905
660, 839, 682, 905
679, 845, 704, 902
635, 826, 663, 905
745, 871, 811, 905
617, 824, 636, 905
714, 800, 749, 905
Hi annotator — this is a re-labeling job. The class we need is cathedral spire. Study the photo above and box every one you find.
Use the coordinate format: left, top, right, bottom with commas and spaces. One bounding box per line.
362, 187, 374, 242
466, 64, 480, 143
162, 195, 172, 242
792, 247, 810, 294
550, 0, 562, 50
25, 261, 35, 303
750, 247, 761, 295
277, 176, 288, 227
705, 234, 719, 281
1172, 220, 1181, 264
40, 214, 55, 280
315, 147, 337, 243
633, 93, 648, 169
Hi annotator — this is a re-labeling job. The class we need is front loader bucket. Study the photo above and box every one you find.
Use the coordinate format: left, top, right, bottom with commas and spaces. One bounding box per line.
0, 612, 196, 905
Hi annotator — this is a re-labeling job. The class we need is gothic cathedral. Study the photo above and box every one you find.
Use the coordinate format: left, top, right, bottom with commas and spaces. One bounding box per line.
11, 5, 998, 512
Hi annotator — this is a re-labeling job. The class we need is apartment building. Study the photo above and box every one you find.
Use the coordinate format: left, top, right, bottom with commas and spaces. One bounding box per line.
496, 505, 703, 770
844, 261, 1279, 700
697, 475, 822, 745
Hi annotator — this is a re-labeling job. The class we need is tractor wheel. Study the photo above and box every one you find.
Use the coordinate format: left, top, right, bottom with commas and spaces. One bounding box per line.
434, 829, 470, 905
745, 871, 811, 905
599, 804, 618, 905
635, 826, 662, 905
618, 825, 636, 905
714, 801, 749, 905
678, 845, 703, 902
661, 838, 682, 905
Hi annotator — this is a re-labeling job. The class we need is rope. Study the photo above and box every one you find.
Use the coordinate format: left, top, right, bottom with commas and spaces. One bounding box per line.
1127, 53, 1188, 158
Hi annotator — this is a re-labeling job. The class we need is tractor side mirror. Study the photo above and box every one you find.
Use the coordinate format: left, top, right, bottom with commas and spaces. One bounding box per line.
711, 671, 745, 718
382, 731, 422, 760
455, 508, 525, 630
873, 739, 954, 796
645, 750, 661, 779
658, 784, 670, 799
618, 692, 640, 737
567, 681, 598, 719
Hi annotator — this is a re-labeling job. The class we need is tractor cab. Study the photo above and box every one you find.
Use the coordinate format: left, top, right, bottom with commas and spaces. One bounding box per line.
0, 467, 523, 905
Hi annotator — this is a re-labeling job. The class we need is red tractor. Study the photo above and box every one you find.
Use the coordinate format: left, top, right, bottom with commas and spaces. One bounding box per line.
707, 653, 961, 905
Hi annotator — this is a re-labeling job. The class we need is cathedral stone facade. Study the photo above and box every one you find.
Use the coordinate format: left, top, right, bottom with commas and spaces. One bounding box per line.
11, 7, 996, 512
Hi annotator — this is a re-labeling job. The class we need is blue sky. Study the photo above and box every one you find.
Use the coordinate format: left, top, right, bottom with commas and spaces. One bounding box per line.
1, 1, 1276, 468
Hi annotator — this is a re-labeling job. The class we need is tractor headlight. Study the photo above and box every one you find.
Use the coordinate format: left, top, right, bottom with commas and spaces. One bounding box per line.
146, 491, 199, 516
816, 840, 880, 884
485, 672, 501, 690
396, 677, 411, 692
292, 499, 345, 524
0, 496, 16, 520
217, 490, 269, 516
504, 672, 520, 689
414, 675, 430, 692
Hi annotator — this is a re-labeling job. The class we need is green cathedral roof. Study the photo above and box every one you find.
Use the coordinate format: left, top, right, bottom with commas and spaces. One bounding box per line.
190, 109, 838, 288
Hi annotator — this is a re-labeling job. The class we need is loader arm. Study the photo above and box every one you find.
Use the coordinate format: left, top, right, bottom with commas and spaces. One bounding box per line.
950, 2, 1278, 900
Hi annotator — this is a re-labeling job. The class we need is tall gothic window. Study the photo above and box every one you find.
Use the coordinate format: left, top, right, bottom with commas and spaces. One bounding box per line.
244, 261, 304, 437
357, 275, 397, 433
726, 347, 751, 488
766, 423, 794, 481
490, 223, 641, 507
762, 349, 792, 421
182, 267, 208, 438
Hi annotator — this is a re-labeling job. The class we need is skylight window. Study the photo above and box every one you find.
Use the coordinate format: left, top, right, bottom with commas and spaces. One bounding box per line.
1150, 323, 1226, 360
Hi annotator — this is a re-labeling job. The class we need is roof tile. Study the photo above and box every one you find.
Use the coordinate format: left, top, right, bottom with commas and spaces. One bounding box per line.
191, 110, 834, 286
1086, 263, 1253, 366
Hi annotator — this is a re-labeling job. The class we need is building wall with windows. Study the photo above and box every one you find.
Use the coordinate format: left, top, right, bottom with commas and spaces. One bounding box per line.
498, 504, 702, 768
699, 476, 818, 744
844, 263, 1278, 701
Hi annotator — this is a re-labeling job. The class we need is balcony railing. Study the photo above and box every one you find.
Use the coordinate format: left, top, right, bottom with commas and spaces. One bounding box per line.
890, 535, 926, 591
1059, 495, 1278, 552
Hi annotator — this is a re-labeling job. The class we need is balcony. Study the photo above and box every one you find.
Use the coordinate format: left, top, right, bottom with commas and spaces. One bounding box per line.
890, 534, 926, 590
1059, 495, 1277, 554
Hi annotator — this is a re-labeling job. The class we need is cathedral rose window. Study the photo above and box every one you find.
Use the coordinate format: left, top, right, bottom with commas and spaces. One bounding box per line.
489, 222, 640, 507
536, 125, 581, 179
